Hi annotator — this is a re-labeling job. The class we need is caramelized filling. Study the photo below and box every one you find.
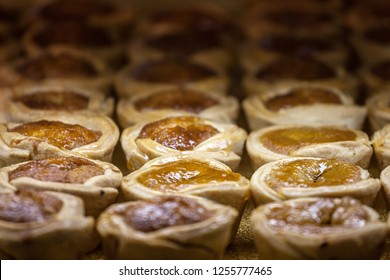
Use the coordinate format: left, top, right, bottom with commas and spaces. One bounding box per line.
0, 189, 62, 223
113, 196, 210, 232
261, 127, 356, 155
137, 160, 240, 192
266, 197, 368, 234
137, 116, 218, 151
34, 22, 113, 48
265, 87, 342, 111
371, 61, 390, 81
259, 10, 333, 27
9, 120, 102, 150
13, 91, 89, 111
134, 88, 219, 113
266, 159, 362, 191
364, 26, 390, 45
16, 53, 98, 80
131, 58, 217, 84
8, 157, 104, 184
256, 57, 336, 82
146, 31, 222, 56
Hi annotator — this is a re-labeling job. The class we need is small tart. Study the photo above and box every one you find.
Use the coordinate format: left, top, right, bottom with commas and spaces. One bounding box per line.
116, 86, 239, 127
0, 156, 122, 217
121, 116, 247, 171
4, 84, 114, 122
115, 57, 228, 98
360, 60, 390, 95
243, 56, 357, 98
247, 125, 373, 169
0, 189, 96, 259
97, 195, 238, 259
366, 91, 390, 132
242, 85, 366, 131
372, 124, 390, 170
380, 165, 390, 208
250, 157, 380, 206
250, 197, 388, 260
0, 114, 119, 166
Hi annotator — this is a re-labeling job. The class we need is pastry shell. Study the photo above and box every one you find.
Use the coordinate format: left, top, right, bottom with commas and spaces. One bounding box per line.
120, 117, 247, 171
0, 114, 119, 166
246, 124, 373, 170
0, 157, 122, 217
0, 190, 97, 259
372, 124, 390, 170
97, 195, 238, 259
367, 91, 390, 132
250, 157, 381, 206
116, 87, 239, 128
242, 85, 366, 131
379, 165, 390, 208
3, 84, 114, 122
250, 197, 388, 260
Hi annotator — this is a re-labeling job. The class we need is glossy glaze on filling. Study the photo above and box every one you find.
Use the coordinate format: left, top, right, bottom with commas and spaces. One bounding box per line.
0, 189, 62, 223
264, 87, 342, 111
131, 59, 217, 84
371, 61, 390, 80
113, 196, 210, 232
260, 127, 356, 155
266, 197, 368, 234
256, 57, 336, 82
13, 91, 89, 111
266, 159, 361, 191
137, 117, 219, 151
137, 160, 240, 192
134, 88, 218, 113
16, 53, 98, 80
8, 157, 104, 184
9, 120, 102, 150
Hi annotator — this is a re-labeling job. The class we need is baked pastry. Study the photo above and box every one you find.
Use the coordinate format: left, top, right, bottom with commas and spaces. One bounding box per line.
242, 85, 366, 131
360, 60, 390, 95
116, 86, 239, 128
372, 124, 390, 170
115, 57, 229, 98
379, 165, 390, 209
97, 195, 238, 259
250, 157, 380, 206
0, 189, 97, 259
247, 124, 373, 169
0, 89, 10, 123
121, 154, 251, 234
250, 197, 388, 259
243, 56, 357, 99
4, 84, 114, 122
0, 114, 119, 166
366, 91, 390, 132
121, 116, 247, 171
0, 156, 122, 217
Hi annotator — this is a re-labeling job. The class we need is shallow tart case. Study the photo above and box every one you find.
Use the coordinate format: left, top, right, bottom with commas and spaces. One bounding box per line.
250, 197, 388, 260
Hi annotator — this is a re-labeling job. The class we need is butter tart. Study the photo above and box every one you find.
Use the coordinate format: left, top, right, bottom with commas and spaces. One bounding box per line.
242, 85, 366, 131
0, 114, 119, 166
97, 195, 238, 259
250, 197, 388, 259
5, 84, 114, 122
0, 156, 122, 217
372, 124, 390, 170
250, 157, 380, 206
116, 86, 239, 128
247, 125, 373, 170
115, 57, 228, 98
366, 91, 390, 132
121, 116, 247, 171
0, 189, 96, 259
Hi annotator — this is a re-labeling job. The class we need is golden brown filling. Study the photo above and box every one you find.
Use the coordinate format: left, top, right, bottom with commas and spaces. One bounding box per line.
113, 196, 210, 232
371, 61, 390, 81
266, 159, 361, 191
266, 197, 368, 234
16, 53, 98, 80
34, 22, 113, 48
265, 87, 342, 111
364, 26, 390, 45
13, 91, 89, 111
0, 189, 62, 223
259, 10, 333, 27
9, 120, 102, 150
8, 157, 104, 184
134, 88, 219, 113
137, 160, 240, 192
137, 116, 219, 151
261, 127, 356, 155
256, 57, 336, 82
131, 58, 217, 84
